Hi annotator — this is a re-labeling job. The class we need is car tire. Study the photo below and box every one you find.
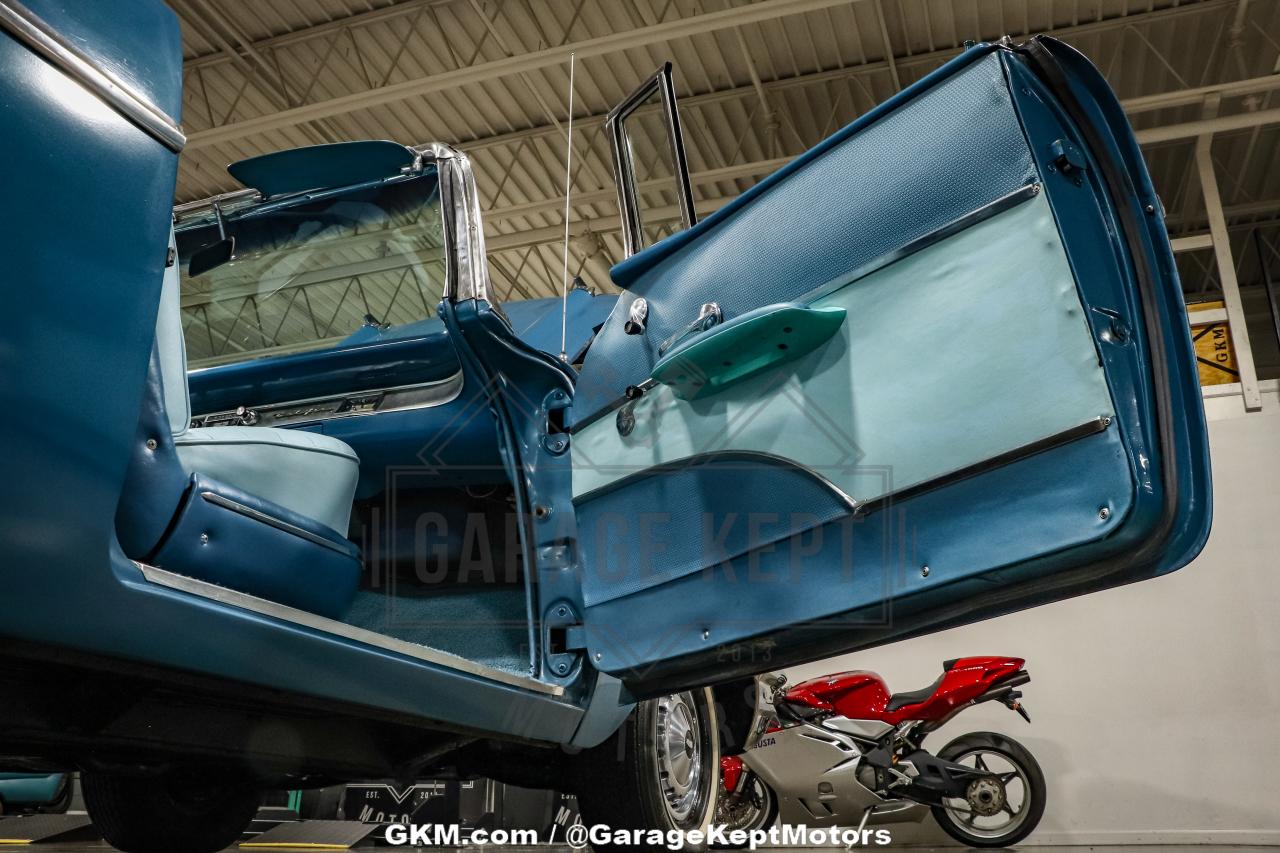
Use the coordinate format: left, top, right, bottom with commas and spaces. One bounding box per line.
574, 688, 720, 853
82, 768, 259, 853
930, 732, 1046, 848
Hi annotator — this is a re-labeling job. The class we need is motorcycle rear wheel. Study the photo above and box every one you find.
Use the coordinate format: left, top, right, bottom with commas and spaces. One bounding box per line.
930, 732, 1045, 848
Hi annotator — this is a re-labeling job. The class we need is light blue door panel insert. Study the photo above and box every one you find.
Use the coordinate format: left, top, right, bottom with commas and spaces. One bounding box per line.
572, 190, 1117, 533
572, 50, 1037, 422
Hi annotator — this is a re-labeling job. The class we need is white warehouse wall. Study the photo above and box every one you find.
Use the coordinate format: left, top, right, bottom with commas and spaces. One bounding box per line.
780, 390, 1280, 845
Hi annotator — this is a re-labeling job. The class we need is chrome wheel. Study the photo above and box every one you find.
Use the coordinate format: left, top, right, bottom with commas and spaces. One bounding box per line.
938, 748, 1032, 841
654, 692, 706, 824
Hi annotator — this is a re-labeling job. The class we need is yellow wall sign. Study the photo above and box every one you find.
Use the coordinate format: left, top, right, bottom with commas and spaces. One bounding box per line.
1188, 300, 1238, 386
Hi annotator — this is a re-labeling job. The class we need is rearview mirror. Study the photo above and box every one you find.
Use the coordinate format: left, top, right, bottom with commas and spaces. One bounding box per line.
187, 237, 235, 278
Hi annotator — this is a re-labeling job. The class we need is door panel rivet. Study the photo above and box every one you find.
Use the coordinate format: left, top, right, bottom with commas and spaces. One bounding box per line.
701, 629, 710, 640
556, 663, 568, 674
1099, 507, 1111, 520
921, 565, 930, 578
199, 533, 209, 544
145, 438, 157, 450
594, 653, 603, 661
556, 606, 568, 617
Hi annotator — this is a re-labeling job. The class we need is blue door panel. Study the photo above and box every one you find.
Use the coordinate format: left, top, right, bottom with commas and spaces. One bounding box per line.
584, 427, 1135, 672
574, 40, 1210, 686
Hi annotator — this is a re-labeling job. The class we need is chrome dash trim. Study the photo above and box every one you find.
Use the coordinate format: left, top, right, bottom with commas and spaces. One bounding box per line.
191, 370, 464, 429
199, 491, 353, 555
136, 563, 566, 697
0, 0, 186, 152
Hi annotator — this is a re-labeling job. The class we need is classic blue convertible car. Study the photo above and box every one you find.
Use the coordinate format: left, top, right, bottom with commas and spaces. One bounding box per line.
0, 1, 1210, 851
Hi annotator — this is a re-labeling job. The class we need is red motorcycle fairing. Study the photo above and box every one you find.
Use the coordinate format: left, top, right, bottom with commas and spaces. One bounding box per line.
783, 656, 1024, 724
720, 756, 745, 793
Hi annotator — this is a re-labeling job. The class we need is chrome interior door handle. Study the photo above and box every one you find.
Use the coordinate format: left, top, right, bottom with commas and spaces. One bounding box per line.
658, 302, 722, 355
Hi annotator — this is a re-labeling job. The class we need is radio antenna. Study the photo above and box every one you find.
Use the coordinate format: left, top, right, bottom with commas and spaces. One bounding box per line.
558, 51, 576, 363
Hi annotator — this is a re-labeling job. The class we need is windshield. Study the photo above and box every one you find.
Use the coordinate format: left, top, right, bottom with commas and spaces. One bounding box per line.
175, 168, 445, 369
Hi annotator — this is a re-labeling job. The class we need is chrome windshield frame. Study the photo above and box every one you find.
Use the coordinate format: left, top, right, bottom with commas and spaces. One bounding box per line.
416, 142, 494, 305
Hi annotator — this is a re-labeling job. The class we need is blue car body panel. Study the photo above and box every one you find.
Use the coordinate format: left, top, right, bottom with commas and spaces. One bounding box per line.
0, 773, 65, 807
20, 0, 183, 122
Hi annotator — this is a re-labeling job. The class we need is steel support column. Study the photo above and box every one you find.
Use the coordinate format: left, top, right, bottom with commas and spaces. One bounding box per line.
1196, 121, 1262, 410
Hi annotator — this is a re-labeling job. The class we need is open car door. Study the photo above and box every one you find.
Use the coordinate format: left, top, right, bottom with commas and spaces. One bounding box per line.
568, 38, 1211, 695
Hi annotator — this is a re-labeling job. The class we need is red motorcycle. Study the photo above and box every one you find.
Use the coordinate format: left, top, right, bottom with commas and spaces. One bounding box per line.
717, 657, 1045, 847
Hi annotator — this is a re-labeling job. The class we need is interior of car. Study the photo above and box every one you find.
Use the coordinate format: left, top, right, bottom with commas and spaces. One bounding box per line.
114, 152, 615, 680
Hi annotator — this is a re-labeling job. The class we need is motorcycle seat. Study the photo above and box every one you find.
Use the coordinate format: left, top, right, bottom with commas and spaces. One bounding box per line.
885, 674, 944, 711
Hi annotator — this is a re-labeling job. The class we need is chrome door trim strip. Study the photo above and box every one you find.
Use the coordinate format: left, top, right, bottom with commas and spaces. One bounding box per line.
572, 449, 861, 509
0, 0, 186, 152
136, 563, 566, 698
199, 491, 354, 556
191, 370, 464, 428
573, 417, 1111, 513
800, 182, 1042, 305
853, 416, 1112, 516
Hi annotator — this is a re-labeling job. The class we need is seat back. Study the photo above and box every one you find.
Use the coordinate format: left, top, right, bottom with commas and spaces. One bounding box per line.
114, 234, 193, 559
155, 230, 191, 437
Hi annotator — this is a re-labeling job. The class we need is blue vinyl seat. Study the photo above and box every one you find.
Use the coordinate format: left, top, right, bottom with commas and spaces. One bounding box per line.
115, 233, 362, 619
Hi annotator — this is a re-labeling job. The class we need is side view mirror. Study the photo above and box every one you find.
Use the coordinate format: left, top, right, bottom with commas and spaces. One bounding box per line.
186, 237, 235, 278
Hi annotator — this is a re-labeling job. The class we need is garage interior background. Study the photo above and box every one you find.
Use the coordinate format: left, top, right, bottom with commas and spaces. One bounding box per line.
170, 0, 1280, 844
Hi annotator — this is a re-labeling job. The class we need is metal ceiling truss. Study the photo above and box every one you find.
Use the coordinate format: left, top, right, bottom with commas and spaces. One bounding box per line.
171, 0, 1280, 396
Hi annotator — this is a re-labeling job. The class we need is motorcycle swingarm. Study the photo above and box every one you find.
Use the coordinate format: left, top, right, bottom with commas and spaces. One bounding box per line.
885, 750, 981, 804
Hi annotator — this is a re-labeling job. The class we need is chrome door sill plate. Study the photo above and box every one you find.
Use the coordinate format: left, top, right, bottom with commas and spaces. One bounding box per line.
136, 562, 564, 697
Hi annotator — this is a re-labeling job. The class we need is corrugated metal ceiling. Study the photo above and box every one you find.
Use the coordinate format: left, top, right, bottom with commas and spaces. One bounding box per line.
168, 0, 1280, 327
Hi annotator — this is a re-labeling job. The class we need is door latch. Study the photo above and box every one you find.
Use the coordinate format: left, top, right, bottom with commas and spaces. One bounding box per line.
1050, 139, 1086, 175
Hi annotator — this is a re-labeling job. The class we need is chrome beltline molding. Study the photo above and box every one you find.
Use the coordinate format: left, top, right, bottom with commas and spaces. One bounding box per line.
136, 563, 566, 698
0, 0, 186, 152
